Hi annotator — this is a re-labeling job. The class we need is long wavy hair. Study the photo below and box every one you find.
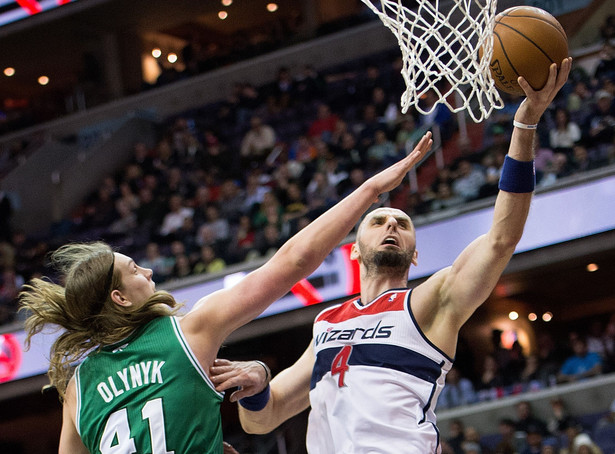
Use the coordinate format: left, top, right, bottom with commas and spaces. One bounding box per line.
19, 242, 180, 399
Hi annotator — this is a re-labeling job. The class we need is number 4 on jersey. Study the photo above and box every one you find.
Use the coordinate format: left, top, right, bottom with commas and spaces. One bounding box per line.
331, 345, 352, 387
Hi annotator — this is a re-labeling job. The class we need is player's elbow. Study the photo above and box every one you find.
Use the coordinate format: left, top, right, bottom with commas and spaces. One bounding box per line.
489, 232, 522, 257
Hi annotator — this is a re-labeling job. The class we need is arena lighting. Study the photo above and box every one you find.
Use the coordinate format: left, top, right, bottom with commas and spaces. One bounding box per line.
167, 53, 178, 63
528, 313, 538, 322
508, 311, 519, 321
221, 0, 232, 6
152, 48, 162, 58
542, 312, 553, 322
586, 263, 599, 272
37, 75, 49, 85
218, 10, 228, 19
4, 67, 15, 76
267, 3, 278, 12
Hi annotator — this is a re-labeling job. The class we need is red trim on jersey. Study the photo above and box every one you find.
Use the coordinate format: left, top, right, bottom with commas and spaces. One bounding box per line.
315, 290, 408, 324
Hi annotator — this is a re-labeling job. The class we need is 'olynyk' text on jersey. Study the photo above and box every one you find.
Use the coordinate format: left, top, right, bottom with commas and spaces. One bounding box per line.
96, 360, 165, 403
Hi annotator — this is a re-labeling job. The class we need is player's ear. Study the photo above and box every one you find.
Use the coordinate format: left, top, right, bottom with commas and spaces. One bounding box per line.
350, 242, 360, 261
411, 249, 418, 267
110, 289, 132, 307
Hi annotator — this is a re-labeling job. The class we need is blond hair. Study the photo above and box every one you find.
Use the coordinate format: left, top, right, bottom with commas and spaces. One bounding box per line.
19, 242, 180, 399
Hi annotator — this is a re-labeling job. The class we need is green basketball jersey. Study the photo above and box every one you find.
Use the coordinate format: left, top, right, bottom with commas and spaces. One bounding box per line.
75, 316, 224, 454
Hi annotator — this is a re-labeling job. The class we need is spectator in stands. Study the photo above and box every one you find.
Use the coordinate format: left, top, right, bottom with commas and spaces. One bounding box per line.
594, 40, 615, 82
395, 114, 426, 152
546, 397, 579, 437
356, 63, 388, 105
107, 198, 138, 237
243, 169, 272, 216
419, 89, 455, 141
560, 420, 583, 454
218, 179, 246, 224
227, 215, 256, 263
537, 152, 570, 187
281, 181, 309, 226
592, 399, 615, 454
567, 81, 594, 124
355, 103, 385, 151
305, 170, 338, 214
478, 150, 505, 199
584, 90, 615, 165
601, 315, 615, 373
438, 365, 478, 409
430, 181, 465, 212
253, 223, 284, 259
81, 183, 118, 230
171, 253, 193, 279
193, 245, 226, 275
308, 103, 339, 142
557, 335, 603, 384
520, 353, 546, 390
541, 439, 560, 454
444, 419, 466, 454
269, 66, 295, 110
569, 433, 603, 454
536, 332, 565, 385
159, 193, 194, 239
452, 158, 486, 202
503, 340, 527, 387
568, 143, 602, 174
293, 64, 326, 103
251, 191, 284, 231
476, 354, 506, 400
549, 107, 581, 155
240, 115, 277, 169
370, 86, 397, 123
332, 130, 364, 168
494, 418, 518, 454
586, 319, 607, 359
515, 401, 549, 437
366, 128, 398, 171
463, 426, 491, 454
521, 424, 546, 454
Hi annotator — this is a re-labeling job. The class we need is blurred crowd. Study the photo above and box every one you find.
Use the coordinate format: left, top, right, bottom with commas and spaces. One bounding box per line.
441, 393, 615, 454
437, 324, 615, 454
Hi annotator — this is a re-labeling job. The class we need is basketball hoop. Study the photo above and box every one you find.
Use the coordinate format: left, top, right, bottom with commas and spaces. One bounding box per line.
362, 0, 503, 123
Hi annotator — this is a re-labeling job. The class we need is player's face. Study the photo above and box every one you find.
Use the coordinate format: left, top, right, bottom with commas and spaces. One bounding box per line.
113, 253, 156, 306
354, 208, 416, 269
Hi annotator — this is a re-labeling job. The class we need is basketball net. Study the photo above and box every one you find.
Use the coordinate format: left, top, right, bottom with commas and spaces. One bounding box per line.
362, 0, 504, 123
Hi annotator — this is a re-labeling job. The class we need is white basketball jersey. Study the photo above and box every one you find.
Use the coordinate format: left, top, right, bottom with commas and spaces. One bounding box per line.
307, 288, 453, 454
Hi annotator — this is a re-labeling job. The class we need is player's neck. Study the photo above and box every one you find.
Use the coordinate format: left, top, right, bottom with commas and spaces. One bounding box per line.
359, 274, 408, 305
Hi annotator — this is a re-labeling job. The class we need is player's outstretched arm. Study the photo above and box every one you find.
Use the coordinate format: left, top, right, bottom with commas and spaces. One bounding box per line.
417, 59, 572, 336
181, 133, 433, 355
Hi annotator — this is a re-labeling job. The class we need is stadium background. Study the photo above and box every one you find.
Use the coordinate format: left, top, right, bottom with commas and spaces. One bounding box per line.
0, 0, 614, 452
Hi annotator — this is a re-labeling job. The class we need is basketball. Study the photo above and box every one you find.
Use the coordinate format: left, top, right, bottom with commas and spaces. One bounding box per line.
487, 6, 568, 96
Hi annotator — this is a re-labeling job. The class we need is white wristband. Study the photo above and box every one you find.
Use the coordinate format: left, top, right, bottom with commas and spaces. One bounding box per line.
513, 120, 538, 130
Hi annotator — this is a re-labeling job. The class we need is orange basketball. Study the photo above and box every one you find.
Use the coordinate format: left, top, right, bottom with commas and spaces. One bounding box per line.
487, 6, 568, 96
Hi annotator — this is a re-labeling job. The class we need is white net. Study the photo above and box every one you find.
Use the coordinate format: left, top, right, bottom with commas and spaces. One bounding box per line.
362, 0, 503, 123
